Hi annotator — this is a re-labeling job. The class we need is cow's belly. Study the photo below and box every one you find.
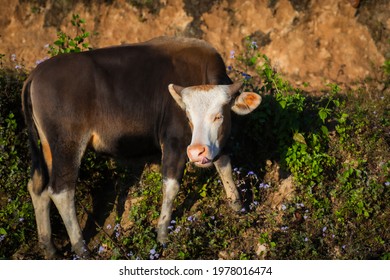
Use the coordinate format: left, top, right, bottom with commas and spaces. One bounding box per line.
90, 131, 160, 159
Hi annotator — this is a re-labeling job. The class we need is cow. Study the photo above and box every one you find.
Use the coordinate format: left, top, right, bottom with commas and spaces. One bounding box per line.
22, 36, 261, 259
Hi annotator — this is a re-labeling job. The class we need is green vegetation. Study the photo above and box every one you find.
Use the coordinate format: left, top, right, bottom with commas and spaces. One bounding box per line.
47, 13, 92, 56
0, 16, 389, 260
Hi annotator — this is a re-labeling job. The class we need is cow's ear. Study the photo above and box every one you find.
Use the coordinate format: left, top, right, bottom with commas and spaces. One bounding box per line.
168, 84, 186, 110
231, 91, 262, 115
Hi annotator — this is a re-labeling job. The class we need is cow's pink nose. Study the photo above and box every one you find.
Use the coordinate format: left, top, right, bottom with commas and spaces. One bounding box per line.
187, 144, 210, 165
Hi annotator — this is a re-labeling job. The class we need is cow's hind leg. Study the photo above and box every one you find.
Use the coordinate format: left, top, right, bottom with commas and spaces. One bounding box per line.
50, 188, 89, 258
28, 180, 58, 259
48, 136, 90, 258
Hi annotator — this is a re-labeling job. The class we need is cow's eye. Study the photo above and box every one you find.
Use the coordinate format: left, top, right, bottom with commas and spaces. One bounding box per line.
214, 114, 223, 122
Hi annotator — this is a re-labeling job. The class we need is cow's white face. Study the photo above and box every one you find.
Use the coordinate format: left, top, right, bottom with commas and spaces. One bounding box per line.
169, 83, 261, 167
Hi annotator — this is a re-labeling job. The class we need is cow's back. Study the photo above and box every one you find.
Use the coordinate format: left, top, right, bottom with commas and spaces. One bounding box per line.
28, 36, 231, 158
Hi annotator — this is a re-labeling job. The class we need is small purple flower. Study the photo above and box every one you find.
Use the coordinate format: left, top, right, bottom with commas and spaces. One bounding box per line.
249, 201, 259, 210
11, 54, 16, 61
385, 181, 390, 187
106, 224, 112, 230
15, 65, 22, 70
281, 226, 289, 232
230, 50, 235, 59
0, 235, 5, 242
149, 248, 159, 260
127, 252, 134, 257
259, 183, 270, 189
19, 217, 24, 223
304, 237, 309, 242
241, 72, 251, 80
281, 204, 287, 211
247, 171, 255, 176
98, 245, 105, 254
227, 65, 233, 71
251, 41, 258, 49
322, 226, 327, 232
210, 216, 215, 220
35, 57, 48, 65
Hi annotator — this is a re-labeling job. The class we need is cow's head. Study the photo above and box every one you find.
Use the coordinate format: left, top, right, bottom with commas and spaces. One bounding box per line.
168, 82, 261, 167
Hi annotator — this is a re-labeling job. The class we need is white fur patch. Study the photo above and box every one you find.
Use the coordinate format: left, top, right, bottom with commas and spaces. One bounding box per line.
181, 85, 230, 160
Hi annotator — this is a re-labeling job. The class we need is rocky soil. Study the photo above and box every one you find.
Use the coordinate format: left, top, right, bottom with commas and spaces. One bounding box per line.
0, 0, 389, 90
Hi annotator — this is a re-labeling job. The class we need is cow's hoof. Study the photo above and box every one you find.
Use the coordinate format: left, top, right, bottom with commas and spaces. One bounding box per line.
40, 242, 59, 260
229, 199, 243, 212
44, 251, 62, 260
157, 230, 169, 245
73, 241, 90, 259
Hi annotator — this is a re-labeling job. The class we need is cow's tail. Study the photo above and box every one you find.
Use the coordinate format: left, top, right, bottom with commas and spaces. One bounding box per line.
22, 79, 48, 195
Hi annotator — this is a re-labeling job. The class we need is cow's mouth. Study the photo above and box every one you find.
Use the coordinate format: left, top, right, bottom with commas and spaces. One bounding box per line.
193, 157, 213, 168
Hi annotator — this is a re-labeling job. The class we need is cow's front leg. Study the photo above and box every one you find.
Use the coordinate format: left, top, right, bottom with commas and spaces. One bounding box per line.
157, 138, 186, 244
157, 178, 180, 244
214, 154, 243, 212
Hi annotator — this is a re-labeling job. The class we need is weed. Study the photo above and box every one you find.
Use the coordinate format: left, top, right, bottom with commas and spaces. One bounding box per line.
47, 14, 92, 56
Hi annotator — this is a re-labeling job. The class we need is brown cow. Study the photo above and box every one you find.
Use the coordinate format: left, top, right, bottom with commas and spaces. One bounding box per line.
22, 36, 261, 258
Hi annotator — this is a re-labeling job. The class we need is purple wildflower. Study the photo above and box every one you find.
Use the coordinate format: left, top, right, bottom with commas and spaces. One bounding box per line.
149, 248, 159, 260
259, 183, 270, 189
98, 245, 105, 254
230, 50, 235, 59
174, 226, 181, 233
241, 72, 251, 80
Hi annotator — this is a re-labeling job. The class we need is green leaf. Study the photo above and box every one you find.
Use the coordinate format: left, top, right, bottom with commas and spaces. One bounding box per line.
279, 99, 287, 109
319, 109, 328, 123
0, 228, 7, 235
321, 125, 329, 136
293, 132, 306, 145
